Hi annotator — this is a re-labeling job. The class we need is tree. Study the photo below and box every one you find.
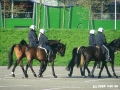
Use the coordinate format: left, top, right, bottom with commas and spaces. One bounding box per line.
59, 0, 78, 29
77, 0, 115, 29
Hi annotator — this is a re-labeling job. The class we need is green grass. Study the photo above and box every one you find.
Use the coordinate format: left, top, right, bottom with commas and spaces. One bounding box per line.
0, 28, 120, 67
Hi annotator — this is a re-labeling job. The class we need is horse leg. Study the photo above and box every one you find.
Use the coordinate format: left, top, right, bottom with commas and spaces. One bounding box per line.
91, 61, 98, 78
19, 60, 26, 77
11, 59, 20, 77
24, 60, 32, 78
104, 63, 112, 77
82, 61, 90, 78
29, 61, 37, 77
82, 64, 86, 78
38, 61, 46, 77
68, 58, 76, 77
68, 64, 75, 77
41, 61, 48, 75
82, 62, 89, 78
98, 61, 106, 78
51, 61, 57, 78
86, 66, 91, 77
110, 61, 118, 78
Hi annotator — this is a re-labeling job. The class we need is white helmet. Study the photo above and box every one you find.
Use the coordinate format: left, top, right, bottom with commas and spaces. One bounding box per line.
98, 27, 104, 32
90, 29, 95, 34
39, 28, 46, 34
30, 25, 36, 30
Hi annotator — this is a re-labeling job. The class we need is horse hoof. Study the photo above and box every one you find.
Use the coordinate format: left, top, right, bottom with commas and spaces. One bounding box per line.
115, 76, 118, 78
68, 74, 72, 77
25, 74, 28, 78
12, 74, 15, 77
98, 76, 101, 78
82, 76, 86, 78
108, 75, 112, 78
91, 75, 94, 78
34, 74, 37, 77
38, 74, 43, 78
54, 75, 57, 78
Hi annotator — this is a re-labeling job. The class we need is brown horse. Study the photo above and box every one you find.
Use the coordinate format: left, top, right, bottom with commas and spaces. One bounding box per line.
24, 41, 66, 78
8, 39, 28, 77
8, 39, 64, 78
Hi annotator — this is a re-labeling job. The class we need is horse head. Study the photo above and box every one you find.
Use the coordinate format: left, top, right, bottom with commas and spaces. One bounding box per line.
48, 40, 66, 56
114, 38, 120, 53
108, 38, 120, 53
57, 43, 66, 56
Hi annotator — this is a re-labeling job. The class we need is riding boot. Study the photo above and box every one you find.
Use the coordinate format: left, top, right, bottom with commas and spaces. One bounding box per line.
48, 51, 53, 61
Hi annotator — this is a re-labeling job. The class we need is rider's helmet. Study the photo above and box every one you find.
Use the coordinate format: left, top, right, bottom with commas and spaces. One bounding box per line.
90, 29, 95, 34
98, 27, 104, 32
30, 25, 36, 30
39, 28, 47, 34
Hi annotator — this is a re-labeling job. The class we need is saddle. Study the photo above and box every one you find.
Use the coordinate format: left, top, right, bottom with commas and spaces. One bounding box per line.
38, 46, 48, 55
96, 45, 105, 54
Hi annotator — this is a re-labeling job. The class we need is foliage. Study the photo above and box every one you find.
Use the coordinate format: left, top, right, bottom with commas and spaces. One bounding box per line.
0, 28, 120, 66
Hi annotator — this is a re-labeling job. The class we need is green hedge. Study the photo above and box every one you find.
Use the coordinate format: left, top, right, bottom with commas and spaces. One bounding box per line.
0, 28, 120, 66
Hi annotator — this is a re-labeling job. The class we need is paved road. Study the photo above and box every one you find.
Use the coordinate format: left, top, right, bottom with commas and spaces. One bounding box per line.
0, 66, 120, 90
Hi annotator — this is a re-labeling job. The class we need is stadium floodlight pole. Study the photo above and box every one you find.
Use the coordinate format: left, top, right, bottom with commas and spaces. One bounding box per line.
90, 0, 93, 29
43, 0, 45, 28
68, 6, 71, 29
33, 2, 35, 25
4, 0, 5, 28
11, 0, 14, 18
36, 2, 37, 28
115, 0, 116, 30
0, 1, 3, 28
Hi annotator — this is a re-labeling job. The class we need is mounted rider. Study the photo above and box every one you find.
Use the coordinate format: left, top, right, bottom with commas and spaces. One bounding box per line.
95, 27, 112, 62
38, 29, 53, 61
89, 29, 100, 68
28, 25, 39, 47
89, 29, 96, 46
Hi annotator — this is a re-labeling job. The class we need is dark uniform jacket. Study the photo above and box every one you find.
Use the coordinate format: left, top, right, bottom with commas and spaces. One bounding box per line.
95, 32, 107, 47
28, 29, 38, 46
38, 33, 49, 47
89, 34, 96, 46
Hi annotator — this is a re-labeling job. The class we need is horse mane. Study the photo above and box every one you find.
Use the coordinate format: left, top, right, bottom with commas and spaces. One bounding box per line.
49, 40, 60, 45
19, 39, 28, 50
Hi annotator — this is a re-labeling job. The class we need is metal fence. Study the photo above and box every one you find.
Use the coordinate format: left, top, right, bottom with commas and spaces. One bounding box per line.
92, 13, 120, 20
2, 11, 33, 18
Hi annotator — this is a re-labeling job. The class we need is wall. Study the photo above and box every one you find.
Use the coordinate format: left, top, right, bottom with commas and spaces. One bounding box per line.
1, 5, 120, 30
5, 18, 32, 28
93, 20, 120, 30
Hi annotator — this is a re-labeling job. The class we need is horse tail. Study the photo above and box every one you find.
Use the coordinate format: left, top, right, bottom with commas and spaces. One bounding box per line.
8, 44, 16, 69
66, 47, 77, 71
80, 54, 85, 69
77, 46, 86, 68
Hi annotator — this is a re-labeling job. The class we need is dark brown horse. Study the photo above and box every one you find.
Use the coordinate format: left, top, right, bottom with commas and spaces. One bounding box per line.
66, 46, 90, 77
8, 39, 65, 78
24, 41, 66, 78
76, 38, 120, 78
66, 38, 120, 77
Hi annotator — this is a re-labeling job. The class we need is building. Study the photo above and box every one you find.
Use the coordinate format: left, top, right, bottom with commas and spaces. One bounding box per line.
0, 0, 120, 30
